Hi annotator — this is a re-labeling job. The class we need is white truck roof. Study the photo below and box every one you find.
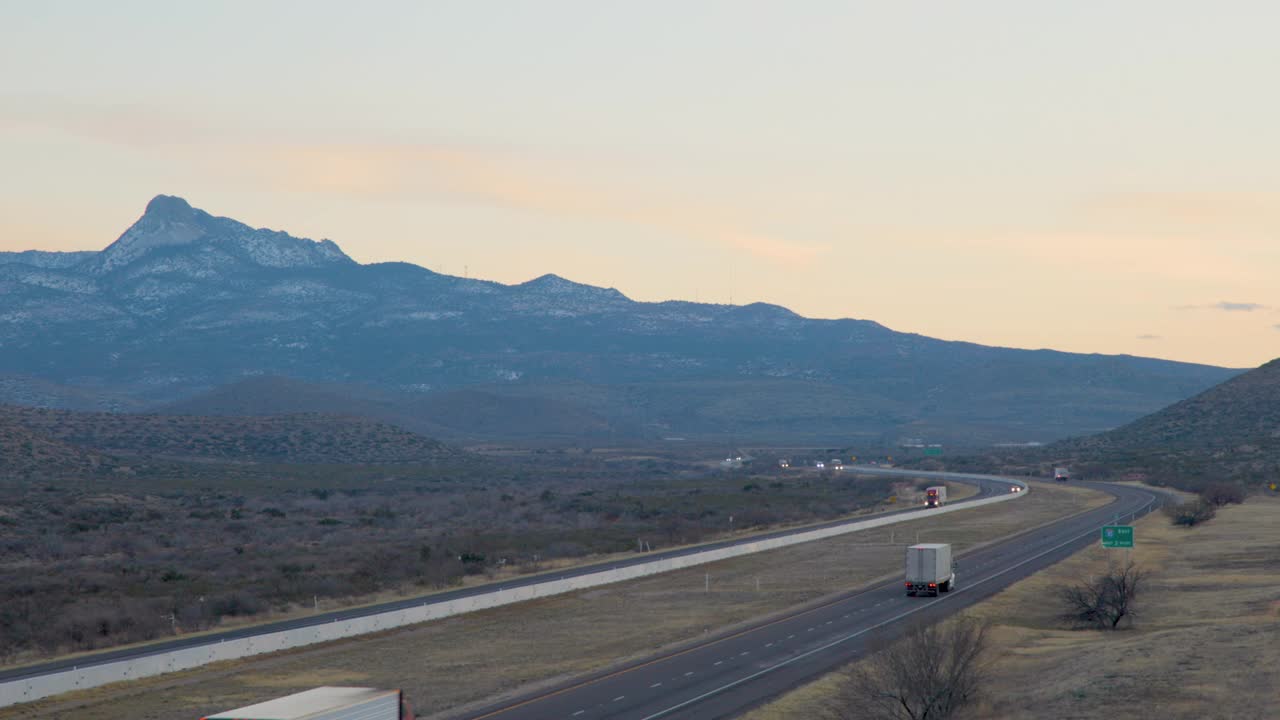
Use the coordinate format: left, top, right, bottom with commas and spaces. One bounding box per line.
909, 543, 950, 550
203, 687, 398, 720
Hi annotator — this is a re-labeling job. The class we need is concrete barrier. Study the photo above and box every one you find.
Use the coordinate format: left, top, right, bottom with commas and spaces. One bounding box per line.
0, 474, 1026, 709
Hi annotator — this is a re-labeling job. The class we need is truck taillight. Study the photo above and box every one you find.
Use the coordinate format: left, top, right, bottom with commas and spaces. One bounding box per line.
928, 583, 937, 587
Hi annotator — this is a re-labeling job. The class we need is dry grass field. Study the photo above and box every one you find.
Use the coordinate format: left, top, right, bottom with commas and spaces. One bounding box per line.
744, 491, 1280, 720
0, 482, 1101, 720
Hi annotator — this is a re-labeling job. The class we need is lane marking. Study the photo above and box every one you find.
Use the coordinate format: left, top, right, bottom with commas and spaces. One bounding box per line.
572, 711, 584, 717
650, 682, 662, 688
713, 661, 722, 666
637, 491, 1159, 720
684, 671, 694, 677
468, 482, 1155, 720
613, 696, 625, 702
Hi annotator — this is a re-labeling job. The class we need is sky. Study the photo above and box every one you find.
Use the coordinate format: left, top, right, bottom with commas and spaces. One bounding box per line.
2, 1, 1277, 368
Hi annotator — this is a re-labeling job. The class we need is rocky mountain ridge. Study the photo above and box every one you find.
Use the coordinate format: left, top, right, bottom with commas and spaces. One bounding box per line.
0, 195, 1241, 443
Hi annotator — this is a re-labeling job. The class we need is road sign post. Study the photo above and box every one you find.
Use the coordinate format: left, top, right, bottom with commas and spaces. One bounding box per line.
1101, 525, 1134, 548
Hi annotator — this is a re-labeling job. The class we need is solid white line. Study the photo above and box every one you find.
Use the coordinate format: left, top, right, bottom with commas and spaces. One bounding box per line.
637, 492, 1157, 720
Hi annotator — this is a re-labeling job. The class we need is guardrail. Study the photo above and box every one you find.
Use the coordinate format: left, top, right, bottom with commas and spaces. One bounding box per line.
0, 473, 1026, 709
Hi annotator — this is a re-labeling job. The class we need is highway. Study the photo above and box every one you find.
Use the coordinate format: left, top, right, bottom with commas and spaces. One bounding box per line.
457, 475, 1165, 720
0, 468, 1009, 689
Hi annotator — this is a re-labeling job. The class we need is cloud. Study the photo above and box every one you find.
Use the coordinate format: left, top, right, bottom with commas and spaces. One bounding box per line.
1175, 301, 1268, 312
264, 144, 829, 266
2, 95, 827, 266
1136, 334, 1161, 340
1215, 301, 1267, 312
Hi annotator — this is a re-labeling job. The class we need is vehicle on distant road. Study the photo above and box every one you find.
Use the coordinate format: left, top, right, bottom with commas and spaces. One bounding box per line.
1054, 466, 1070, 482
829, 458, 843, 469
925, 485, 947, 507
905, 543, 955, 597
202, 686, 413, 720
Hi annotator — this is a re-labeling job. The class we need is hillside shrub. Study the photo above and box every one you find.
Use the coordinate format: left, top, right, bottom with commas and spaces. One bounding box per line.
1165, 499, 1216, 527
1200, 482, 1246, 507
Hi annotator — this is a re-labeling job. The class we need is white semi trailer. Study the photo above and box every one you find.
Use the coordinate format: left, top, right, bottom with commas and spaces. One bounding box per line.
905, 543, 955, 597
202, 687, 412, 720
924, 485, 947, 508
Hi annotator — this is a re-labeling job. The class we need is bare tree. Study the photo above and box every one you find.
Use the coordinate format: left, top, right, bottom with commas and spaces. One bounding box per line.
826, 618, 990, 720
1201, 482, 1246, 508
1058, 560, 1144, 630
1165, 499, 1216, 527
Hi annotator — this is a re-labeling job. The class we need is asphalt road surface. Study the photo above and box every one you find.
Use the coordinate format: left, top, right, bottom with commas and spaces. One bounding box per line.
0, 469, 1008, 686
458, 476, 1163, 720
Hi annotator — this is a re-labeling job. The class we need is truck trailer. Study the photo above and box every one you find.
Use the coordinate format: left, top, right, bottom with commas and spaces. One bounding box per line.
1054, 467, 1070, 482
905, 543, 955, 596
202, 687, 413, 720
924, 485, 947, 508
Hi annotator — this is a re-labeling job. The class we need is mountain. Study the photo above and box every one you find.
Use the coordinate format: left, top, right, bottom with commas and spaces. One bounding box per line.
1050, 358, 1280, 486
0, 195, 1241, 444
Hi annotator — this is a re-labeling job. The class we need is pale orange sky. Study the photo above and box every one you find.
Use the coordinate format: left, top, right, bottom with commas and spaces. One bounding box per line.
2, 2, 1278, 368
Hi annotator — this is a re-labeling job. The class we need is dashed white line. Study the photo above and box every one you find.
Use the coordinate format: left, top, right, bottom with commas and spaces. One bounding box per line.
787, 634, 795, 639
650, 682, 662, 688
713, 660, 723, 666
765, 642, 774, 647
572, 711, 584, 717
684, 671, 694, 677
613, 696, 626, 702
739, 651, 750, 656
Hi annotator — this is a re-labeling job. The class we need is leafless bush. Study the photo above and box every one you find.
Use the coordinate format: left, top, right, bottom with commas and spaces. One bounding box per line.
826, 618, 990, 720
1165, 499, 1216, 527
1201, 482, 1246, 508
1058, 560, 1144, 630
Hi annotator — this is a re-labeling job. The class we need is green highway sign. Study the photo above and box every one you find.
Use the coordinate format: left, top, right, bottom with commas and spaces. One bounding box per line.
922, 447, 943, 456
1101, 525, 1134, 548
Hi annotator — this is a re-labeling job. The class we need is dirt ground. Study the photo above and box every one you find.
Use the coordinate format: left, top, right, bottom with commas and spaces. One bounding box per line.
743, 492, 1280, 720
1, 482, 1102, 720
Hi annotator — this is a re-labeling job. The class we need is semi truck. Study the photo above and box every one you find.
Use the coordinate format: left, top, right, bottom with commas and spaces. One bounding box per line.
905, 543, 955, 596
924, 485, 947, 508
1054, 467, 1070, 482
202, 687, 413, 720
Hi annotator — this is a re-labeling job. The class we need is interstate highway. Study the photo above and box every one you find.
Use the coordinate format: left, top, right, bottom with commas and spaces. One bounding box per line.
0, 469, 1008, 689
459, 477, 1163, 720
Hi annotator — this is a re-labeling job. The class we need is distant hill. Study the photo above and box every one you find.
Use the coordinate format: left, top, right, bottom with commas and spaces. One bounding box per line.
158, 375, 402, 419
1050, 358, 1280, 486
0, 412, 113, 479
0, 194, 1241, 444
162, 376, 624, 442
0, 404, 459, 466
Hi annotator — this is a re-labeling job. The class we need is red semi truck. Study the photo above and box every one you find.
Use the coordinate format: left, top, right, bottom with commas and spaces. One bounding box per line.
924, 485, 947, 508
